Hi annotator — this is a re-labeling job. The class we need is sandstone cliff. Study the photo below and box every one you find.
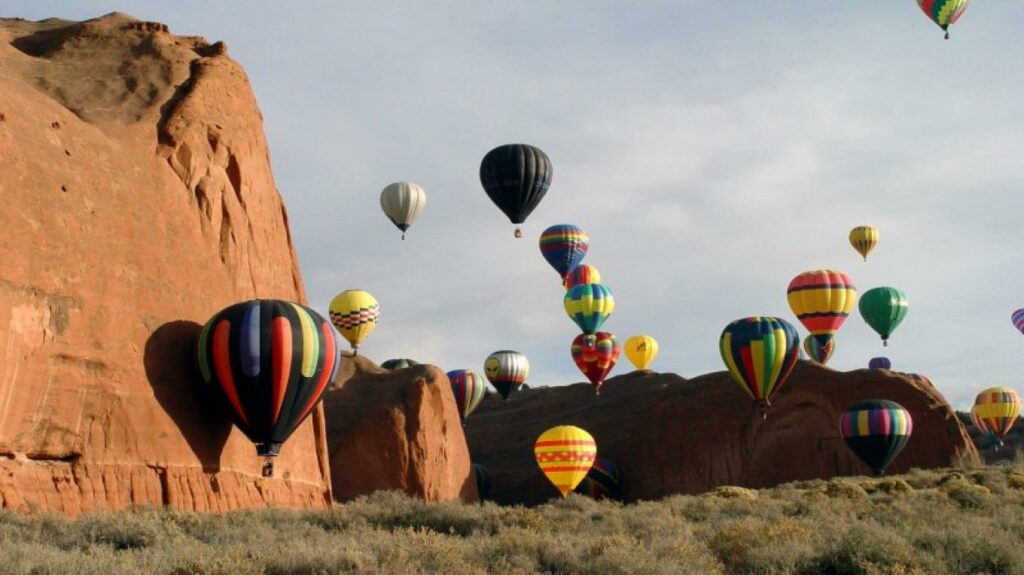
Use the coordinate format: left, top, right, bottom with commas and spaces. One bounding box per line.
0, 14, 330, 513
465, 362, 979, 504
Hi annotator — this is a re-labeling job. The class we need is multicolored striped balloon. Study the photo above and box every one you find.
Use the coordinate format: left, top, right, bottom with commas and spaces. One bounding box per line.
1011, 309, 1024, 335
971, 387, 1021, 444
539, 224, 589, 279
859, 287, 908, 346
803, 334, 835, 365
916, 0, 970, 38
571, 332, 621, 394
196, 300, 339, 473
483, 350, 530, 400
840, 400, 913, 475
868, 357, 892, 370
574, 457, 620, 500
381, 358, 418, 370
849, 226, 879, 262
534, 425, 597, 498
328, 289, 380, 352
564, 283, 615, 334
720, 317, 800, 415
448, 369, 487, 422
564, 264, 601, 291
787, 270, 856, 347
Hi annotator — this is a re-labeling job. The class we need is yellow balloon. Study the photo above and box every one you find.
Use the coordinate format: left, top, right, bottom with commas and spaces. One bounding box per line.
849, 226, 878, 261
624, 335, 658, 370
328, 289, 380, 352
534, 425, 596, 498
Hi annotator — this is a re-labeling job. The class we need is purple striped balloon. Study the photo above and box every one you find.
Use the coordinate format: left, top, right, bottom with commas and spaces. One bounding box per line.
1013, 309, 1024, 335
868, 357, 891, 370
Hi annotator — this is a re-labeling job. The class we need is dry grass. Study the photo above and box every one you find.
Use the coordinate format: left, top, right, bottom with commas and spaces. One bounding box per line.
0, 463, 1023, 574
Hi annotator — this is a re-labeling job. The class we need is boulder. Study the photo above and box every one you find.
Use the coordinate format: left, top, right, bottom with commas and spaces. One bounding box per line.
464, 362, 979, 504
324, 357, 477, 502
0, 14, 331, 513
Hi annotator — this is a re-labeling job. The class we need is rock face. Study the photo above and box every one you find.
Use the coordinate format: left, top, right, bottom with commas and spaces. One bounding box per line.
465, 362, 979, 504
0, 14, 331, 513
324, 356, 478, 503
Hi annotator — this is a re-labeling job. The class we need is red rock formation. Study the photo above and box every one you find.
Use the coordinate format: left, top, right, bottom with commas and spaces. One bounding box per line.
464, 362, 979, 504
0, 14, 331, 513
324, 357, 478, 503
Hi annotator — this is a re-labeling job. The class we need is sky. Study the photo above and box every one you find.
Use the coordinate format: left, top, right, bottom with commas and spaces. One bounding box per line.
7, 1, 1024, 409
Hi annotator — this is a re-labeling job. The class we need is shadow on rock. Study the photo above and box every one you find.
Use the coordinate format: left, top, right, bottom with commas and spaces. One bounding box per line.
144, 320, 232, 473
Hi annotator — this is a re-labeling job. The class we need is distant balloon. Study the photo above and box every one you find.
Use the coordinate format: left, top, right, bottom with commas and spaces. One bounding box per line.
564, 264, 601, 291
564, 283, 614, 334
917, 0, 970, 39
1011, 309, 1024, 335
720, 317, 800, 416
479, 144, 552, 237
539, 224, 589, 279
803, 334, 835, 365
328, 289, 380, 353
840, 400, 912, 475
379, 181, 426, 240
787, 269, 856, 348
859, 287, 908, 346
971, 387, 1021, 446
574, 457, 620, 501
571, 332, 621, 394
472, 463, 491, 501
381, 358, 418, 371
483, 350, 530, 400
848, 226, 878, 261
196, 300, 339, 476
868, 357, 892, 370
448, 369, 487, 423
534, 425, 597, 498
624, 335, 659, 371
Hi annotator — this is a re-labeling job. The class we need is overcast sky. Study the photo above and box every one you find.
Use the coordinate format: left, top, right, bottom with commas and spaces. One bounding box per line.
8, 2, 1024, 409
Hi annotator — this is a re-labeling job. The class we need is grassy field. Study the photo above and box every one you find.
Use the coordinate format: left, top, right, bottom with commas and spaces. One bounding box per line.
1, 463, 1024, 575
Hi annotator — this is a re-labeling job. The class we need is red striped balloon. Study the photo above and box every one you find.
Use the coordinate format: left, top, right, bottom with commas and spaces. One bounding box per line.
571, 332, 621, 394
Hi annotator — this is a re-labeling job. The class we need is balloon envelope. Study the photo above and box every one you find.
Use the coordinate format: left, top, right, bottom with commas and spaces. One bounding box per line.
564, 264, 601, 291
859, 287, 908, 346
972, 387, 1021, 442
472, 463, 491, 501
624, 335, 658, 370
787, 269, 856, 346
1011, 309, 1024, 335
849, 226, 878, 261
868, 357, 891, 370
380, 181, 426, 238
571, 332, 621, 393
448, 369, 487, 422
328, 289, 380, 351
539, 224, 589, 278
803, 334, 835, 365
484, 350, 530, 399
574, 457, 620, 500
381, 358, 419, 370
720, 317, 800, 411
479, 144, 552, 235
196, 300, 339, 460
534, 425, 597, 498
564, 283, 615, 334
840, 399, 912, 475
917, 0, 970, 37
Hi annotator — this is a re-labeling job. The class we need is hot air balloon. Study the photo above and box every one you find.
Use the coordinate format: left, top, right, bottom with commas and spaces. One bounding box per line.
574, 457, 620, 501
971, 387, 1021, 447
472, 463, 491, 501
483, 350, 530, 400
571, 332, 621, 394
917, 0, 970, 39
196, 300, 339, 476
379, 181, 426, 240
720, 317, 800, 416
479, 144, 552, 238
328, 289, 379, 354
803, 334, 835, 365
624, 335, 658, 371
564, 283, 614, 334
787, 270, 856, 348
840, 400, 912, 475
534, 425, 597, 498
1011, 309, 1024, 335
540, 224, 589, 280
564, 264, 601, 291
859, 287, 908, 346
849, 226, 878, 262
868, 357, 892, 370
381, 358, 419, 370
448, 369, 486, 423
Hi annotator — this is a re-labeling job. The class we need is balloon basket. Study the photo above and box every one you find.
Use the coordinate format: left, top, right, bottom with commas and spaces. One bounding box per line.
514, 227, 522, 238
262, 457, 274, 478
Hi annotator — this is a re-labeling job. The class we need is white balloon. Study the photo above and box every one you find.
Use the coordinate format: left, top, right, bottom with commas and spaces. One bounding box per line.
380, 181, 426, 240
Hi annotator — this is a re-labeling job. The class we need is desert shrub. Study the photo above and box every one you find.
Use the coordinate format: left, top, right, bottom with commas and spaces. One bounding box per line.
711, 485, 758, 500
825, 479, 868, 500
